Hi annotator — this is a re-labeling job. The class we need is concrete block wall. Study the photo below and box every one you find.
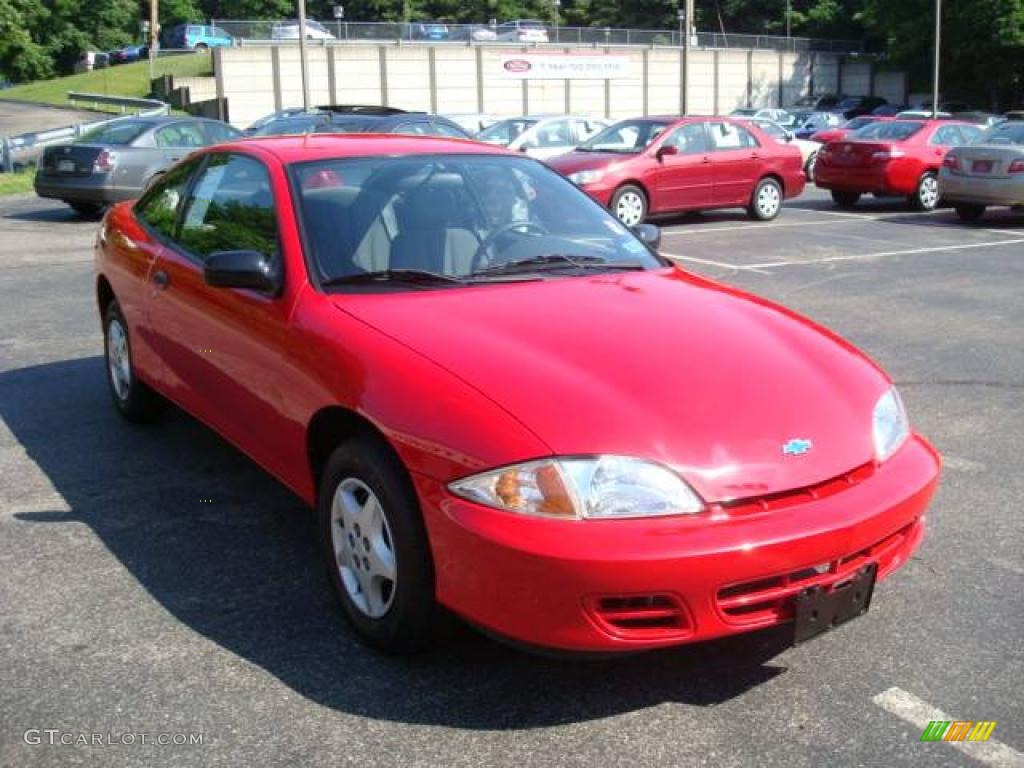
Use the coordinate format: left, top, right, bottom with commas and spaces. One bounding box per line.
215, 44, 904, 129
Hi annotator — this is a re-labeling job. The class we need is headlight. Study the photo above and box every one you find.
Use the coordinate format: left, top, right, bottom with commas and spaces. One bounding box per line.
449, 456, 704, 519
567, 169, 605, 186
873, 386, 909, 462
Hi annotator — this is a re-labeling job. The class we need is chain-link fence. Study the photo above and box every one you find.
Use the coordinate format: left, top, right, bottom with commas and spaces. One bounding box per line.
207, 19, 871, 54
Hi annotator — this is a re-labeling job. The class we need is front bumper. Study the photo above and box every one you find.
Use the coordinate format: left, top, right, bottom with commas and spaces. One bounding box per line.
939, 171, 1024, 207
416, 434, 940, 652
34, 174, 140, 204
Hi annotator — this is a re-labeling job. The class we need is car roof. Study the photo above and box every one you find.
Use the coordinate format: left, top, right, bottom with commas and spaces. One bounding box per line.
228, 134, 509, 164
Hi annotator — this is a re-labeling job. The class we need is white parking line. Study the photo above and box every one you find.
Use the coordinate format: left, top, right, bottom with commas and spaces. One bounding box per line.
873, 687, 1024, 768
745, 238, 1024, 269
660, 252, 769, 273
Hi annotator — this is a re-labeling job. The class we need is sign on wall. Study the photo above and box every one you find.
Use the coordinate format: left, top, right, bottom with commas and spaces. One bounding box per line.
497, 54, 630, 80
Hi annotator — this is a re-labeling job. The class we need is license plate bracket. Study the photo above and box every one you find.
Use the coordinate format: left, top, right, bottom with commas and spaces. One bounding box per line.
793, 562, 877, 644
57, 159, 76, 173
972, 160, 993, 174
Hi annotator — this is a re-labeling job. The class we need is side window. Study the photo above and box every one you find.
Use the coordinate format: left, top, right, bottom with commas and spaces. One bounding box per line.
134, 159, 200, 240
710, 122, 760, 150
177, 154, 278, 263
155, 122, 207, 148
668, 122, 710, 154
570, 119, 602, 143
755, 120, 785, 140
534, 120, 572, 147
394, 121, 430, 136
203, 121, 240, 144
427, 120, 468, 138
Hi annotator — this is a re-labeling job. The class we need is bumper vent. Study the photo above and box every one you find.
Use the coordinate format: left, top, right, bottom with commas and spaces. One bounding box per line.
584, 593, 691, 641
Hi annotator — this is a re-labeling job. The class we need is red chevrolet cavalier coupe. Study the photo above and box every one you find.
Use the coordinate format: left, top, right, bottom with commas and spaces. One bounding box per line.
815, 119, 983, 210
546, 116, 806, 226
95, 134, 940, 654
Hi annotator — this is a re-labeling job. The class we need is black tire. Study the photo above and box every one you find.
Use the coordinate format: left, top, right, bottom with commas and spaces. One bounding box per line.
830, 190, 861, 208
909, 171, 940, 211
747, 177, 783, 221
317, 436, 443, 654
610, 184, 647, 227
103, 300, 164, 422
69, 201, 103, 218
195, 43, 209, 52
955, 203, 986, 222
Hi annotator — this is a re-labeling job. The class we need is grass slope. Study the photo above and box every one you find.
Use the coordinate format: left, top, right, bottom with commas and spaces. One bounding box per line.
0, 170, 35, 197
0, 55, 213, 111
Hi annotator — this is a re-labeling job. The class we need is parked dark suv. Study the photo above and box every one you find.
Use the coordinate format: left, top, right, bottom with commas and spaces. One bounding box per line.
835, 96, 888, 119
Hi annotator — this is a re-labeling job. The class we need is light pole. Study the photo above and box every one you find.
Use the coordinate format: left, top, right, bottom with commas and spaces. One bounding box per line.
296, 0, 311, 110
931, 0, 941, 118
680, 1, 693, 114
333, 4, 345, 40
786, 0, 791, 39
552, 0, 561, 43
148, 0, 158, 81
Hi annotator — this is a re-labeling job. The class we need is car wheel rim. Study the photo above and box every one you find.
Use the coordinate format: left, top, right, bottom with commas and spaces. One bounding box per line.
806, 153, 817, 180
758, 183, 781, 217
330, 478, 397, 619
919, 176, 938, 208
106, 318, 131, 401
615, 192, 644, 226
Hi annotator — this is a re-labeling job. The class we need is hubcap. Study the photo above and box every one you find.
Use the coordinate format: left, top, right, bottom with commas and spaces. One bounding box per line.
758, 183, 781, 217
615, 191, 644, 226
330, 478, 397, 619
919, 176, 939, 208
806, 152, 817, 180
106, 318, 131, 401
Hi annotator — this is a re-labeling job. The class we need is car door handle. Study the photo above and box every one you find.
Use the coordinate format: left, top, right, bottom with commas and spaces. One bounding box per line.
152, 270, 170, 289
702, 156, 712, 164
750, 152, 761, 159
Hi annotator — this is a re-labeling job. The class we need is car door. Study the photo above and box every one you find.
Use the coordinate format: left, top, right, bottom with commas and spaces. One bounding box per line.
144, 151, 300, 479
708, 121, 763, 206
154, 121, 206, 167
646, 121, 713, 213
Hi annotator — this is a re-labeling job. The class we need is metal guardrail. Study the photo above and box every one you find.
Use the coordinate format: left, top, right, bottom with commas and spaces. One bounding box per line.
1, 93, 169, 172
209, 19, 872, 54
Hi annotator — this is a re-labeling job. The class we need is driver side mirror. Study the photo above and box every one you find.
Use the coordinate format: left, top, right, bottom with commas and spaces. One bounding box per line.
655, 144, 678, 161
204, 250, 280, 293
783, 130, 794, 142
632, 223, 661, 250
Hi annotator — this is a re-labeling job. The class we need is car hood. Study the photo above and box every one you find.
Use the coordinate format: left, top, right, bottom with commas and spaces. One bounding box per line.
332, 269, 889, 502
546, 151, 639, 175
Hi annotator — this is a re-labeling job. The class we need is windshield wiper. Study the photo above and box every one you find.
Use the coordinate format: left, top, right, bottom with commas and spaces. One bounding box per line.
472, 254, 646, 277
321, 269, 467, 286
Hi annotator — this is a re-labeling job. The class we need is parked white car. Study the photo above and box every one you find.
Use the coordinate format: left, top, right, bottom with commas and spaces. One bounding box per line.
494, 19, 549, 43
736, 117, 822, 180
476, 115, 611, 159
442, 113, 501, 135
272, 19, 336, 40
731, 108, 795, 128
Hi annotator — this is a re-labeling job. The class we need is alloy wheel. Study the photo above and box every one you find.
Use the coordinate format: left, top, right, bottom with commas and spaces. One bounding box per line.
330, 478, 397, 619
106, 317, 131, 401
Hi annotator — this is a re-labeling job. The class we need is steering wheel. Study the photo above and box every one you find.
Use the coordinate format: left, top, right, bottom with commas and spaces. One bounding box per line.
471, 221, 549, 271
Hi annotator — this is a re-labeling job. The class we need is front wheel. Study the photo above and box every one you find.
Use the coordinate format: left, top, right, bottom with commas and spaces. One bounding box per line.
103, 300, 163, 422
910, 172, 940, 211
831, 190, 861, 208
747, 177, 783, 221
318, 437, 443, 654
955, 203, 986, 222
610, 184, 647, 227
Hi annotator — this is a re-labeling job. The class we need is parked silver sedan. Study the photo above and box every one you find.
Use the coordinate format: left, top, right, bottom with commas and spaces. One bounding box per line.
940, 121, 1024, 221
34, 116, 240, 216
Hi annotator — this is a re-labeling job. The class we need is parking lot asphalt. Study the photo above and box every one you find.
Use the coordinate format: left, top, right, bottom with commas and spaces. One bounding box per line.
1, 188, 1022, 768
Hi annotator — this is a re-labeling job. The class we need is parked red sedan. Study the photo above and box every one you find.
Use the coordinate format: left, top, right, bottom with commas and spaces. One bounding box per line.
96, 134, 939, 654
547, 116, 806, 226
815, 119, 984, 210
809, 115, 892, 144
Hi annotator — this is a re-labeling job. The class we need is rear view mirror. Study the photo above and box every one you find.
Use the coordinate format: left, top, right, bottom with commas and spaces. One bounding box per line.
204, 250, 279, 293
656, 144, 678, 160
632, 223, 661, 249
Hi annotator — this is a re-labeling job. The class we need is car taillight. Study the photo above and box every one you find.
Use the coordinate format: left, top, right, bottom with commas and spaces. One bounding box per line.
943, 154, 960, 171
871, 148, 904, 163
1009, 159, 1024, 174
93, 150, 117, 173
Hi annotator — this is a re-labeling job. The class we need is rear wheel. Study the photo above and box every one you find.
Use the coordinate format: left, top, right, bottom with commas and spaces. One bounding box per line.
610, 184, 647, 227
804, 151, 818, 181
747, 177, 783, 221
69, 201, 103, 218
830, 190, 861, 208
910, 172, 940, 211
318, 437, 443, 654
955, 203, 986, 222
103, 300, 163, 422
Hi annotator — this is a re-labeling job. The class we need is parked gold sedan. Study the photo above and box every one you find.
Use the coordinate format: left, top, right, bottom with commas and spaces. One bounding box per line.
939, 121, 1024, 221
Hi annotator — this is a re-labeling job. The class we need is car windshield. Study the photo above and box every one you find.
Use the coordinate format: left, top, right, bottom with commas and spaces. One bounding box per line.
291, 154, 664, 287
978, 122, 1024, 145
77, 120, 150, 145
477, 119, 537, 145
852, 120, 924, 141
252, 116, 326, 136
577, 120, 671, 153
